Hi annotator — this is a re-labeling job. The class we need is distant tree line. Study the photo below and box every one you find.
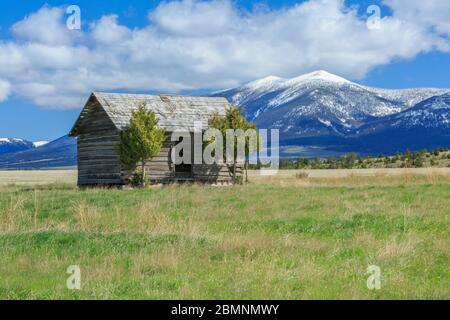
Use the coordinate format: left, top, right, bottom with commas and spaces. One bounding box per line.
249, 147, 450, 170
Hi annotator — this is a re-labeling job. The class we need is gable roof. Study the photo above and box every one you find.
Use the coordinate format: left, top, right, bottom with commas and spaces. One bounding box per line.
70, 92, 231, 136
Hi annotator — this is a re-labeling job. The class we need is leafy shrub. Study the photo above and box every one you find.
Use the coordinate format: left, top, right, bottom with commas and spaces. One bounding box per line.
234, 175, 243, 185
295, 172, 309, 179
130, 170, 145, 187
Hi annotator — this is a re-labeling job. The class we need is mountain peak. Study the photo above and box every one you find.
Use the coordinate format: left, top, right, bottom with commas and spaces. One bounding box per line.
259, 75, 282, 82
240, 71, 351, 92
286, 70, 351, 85
243, 75, 284, 90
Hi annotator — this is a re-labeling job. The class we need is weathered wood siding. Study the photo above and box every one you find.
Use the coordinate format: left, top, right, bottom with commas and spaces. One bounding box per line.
77, 99, 122, 186
121, 137, 175, 182
121, 134, 242, 184
192, 140, 242, 182
193, 163, 241, 182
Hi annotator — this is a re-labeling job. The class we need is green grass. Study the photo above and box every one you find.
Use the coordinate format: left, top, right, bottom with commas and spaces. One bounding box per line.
0, 176, 449, 299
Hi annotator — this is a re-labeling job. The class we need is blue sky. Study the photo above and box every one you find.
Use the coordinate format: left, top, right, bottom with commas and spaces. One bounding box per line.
0, 0, 449, 141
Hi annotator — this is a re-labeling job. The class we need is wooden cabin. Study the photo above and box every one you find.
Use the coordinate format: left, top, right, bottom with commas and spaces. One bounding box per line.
69, 92, 242, 186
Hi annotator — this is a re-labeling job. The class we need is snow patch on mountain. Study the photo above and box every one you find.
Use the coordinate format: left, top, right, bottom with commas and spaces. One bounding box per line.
33, 141, 49, 147
387, 94, 450, 129
318, 118, 332, 127
0, 138, 26, 144
366, 87, 449, 108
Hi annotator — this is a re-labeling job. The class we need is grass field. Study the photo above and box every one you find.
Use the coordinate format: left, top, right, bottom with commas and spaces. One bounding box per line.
0, 170, 449, 299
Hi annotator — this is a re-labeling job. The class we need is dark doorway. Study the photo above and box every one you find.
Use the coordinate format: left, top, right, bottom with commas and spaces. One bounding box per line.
173, 135, 193, 179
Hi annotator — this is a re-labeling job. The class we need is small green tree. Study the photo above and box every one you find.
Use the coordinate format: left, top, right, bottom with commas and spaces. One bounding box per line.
430, 158, 438, 167
403, 149, 412, 168
208, 106, 259, 183
117, 103, 165, 187
343, 153, 357, 169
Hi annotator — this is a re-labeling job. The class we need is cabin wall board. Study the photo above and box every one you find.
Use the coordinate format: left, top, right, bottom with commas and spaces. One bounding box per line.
76, 99, 122, 185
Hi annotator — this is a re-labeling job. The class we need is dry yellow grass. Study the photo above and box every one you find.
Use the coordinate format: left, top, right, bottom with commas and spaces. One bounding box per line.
249, 168, 450, 187
0, 170, 77, 186
1, 168, 450, 187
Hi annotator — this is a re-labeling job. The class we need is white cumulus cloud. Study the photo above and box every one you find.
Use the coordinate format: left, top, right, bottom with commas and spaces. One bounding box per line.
150, 0, 239, 36
0, 0, 448, 108
11, 6, 75, 46
0, 79, 11, 102
383, 0, 450, 37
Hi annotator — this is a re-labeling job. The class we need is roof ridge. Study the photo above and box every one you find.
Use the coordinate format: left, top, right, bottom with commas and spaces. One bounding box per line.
92, 91, 227, 100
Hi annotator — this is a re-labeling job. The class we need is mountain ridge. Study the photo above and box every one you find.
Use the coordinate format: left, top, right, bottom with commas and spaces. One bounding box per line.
0, 138, 35, 155
0, 138, 50, 156
0, 135, 76, 169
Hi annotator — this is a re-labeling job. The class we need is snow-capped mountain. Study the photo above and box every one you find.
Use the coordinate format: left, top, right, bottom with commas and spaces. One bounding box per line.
213, 70, 450, 154
0, 138, 35, 155
0, 138, 51, 156
0, 135, 76, 169
346, 93, 450, 153
215, 70, 449, 140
